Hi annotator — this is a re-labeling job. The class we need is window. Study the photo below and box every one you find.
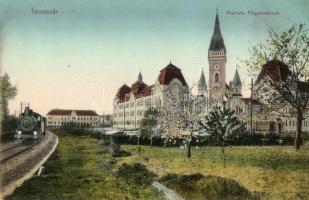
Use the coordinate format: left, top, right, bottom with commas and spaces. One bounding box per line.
215, 73, 219, 82
137, 100, 144, 106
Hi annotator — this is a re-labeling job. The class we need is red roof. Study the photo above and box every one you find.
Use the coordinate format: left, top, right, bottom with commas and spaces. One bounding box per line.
256, 59, 290, 83
157, 63, 187, 86
131, 81, 148, 96
47, 109, 98, 116
47, 109, 72, 115
136, 85, 154, 99
74, 110, 99, 116
116, 84, 131, 103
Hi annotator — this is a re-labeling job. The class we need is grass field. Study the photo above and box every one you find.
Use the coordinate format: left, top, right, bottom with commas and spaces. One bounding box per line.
6, 133, 160, 200
117, 145, 309, 200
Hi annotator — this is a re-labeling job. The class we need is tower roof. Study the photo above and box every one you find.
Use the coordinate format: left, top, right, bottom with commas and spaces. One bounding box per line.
157, 62, 187, 86
116, 84, 131, 102
256, 59, 290, 83
233, 69, 242, 86
138, 72, 143, 83
198, 70, 207, 88
132, 72, 147, 96
209, 10, 226, 52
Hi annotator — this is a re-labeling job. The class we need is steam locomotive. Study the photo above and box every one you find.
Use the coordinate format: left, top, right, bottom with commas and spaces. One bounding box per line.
15, 107, 46, 143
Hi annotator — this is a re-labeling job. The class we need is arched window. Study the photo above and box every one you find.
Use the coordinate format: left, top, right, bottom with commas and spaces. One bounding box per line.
215, 73, 219, 82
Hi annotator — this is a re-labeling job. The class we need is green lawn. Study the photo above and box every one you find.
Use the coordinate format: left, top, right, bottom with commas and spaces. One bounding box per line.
117, 145, 309, 200
6, 133, 309, 200
6, 133, 160, 200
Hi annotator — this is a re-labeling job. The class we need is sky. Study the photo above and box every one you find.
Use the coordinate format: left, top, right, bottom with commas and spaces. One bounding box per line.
1, 0, 308, 115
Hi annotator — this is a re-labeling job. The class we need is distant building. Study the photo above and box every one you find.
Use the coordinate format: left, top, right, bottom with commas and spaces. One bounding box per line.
46, 109, 100, 127
100, 114, 113, 127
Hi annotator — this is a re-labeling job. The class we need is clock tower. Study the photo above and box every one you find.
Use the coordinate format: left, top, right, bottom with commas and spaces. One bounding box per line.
208, 9, 226, 107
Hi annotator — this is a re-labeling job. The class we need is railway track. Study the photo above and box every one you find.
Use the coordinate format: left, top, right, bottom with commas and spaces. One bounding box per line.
0, 141, 21, 153
0, 144, 34, 163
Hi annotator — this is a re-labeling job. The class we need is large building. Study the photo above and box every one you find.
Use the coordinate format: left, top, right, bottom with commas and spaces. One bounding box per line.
113, 63, 188, 130
113, 10, 309, 134
46, 109, 100, 127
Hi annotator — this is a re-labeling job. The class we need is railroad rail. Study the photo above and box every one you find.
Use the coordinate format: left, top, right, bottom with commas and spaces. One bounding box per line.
152, 181, 185, 200
0, 141, 21, 153
0, 144, 34, 163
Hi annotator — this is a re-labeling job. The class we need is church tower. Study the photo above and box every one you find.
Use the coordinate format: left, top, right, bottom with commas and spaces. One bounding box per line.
231, 68, 242, 95
198, 69, 207, 96
208, 9, 226, 107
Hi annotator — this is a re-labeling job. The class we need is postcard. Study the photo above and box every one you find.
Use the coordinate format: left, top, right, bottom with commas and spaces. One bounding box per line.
1, 0, 308, 199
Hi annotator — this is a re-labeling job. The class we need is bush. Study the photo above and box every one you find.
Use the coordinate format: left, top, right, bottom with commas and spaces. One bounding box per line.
116, 163, 157, 187
53, 123, 102, 139
111, 143, 131, 158
159, 173, 255, 200
1, 115, 18, 132
101, 132, 297, 147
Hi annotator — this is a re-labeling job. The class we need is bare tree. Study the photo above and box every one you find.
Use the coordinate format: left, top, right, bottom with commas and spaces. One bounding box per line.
243, 24, 309, 150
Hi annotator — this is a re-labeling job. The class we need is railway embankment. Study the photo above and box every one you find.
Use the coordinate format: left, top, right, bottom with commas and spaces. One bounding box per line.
0, 132, 58, 199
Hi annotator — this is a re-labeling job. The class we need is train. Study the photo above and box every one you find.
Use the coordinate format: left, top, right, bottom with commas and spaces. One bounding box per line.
15, 107, 47, 143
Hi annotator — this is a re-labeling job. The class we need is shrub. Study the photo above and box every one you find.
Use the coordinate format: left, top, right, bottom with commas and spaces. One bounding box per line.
1, 115, 18, 132
111, 143, 131, 158
116, 163, 157, 187
159, 173, 255, 200
53, 123, 102, 140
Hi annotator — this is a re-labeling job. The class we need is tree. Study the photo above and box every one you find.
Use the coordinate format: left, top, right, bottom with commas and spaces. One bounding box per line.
200, 106, 246, 167
1, 73, 17, 132
140, 107, 159, 147
243, 23, 309, 150
163, 92, 207, 158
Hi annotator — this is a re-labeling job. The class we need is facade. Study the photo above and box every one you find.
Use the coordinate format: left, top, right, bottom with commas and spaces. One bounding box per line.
112, 10, 309, 134
46, 109, 100, 127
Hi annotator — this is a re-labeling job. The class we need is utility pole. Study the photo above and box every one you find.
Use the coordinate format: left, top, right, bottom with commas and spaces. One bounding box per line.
250, 78, 253, 135
123, 103, 125, 131
102, 111, 105, 133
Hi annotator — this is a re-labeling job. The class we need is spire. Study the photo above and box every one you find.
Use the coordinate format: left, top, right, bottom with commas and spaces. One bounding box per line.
233, 68, 242, 86
138, 72, 143, 83
209, 9, 226, 52
198, 69, 207, 89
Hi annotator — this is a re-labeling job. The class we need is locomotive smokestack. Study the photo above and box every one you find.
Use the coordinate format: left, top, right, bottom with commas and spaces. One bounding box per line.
25, 107, 30, 115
